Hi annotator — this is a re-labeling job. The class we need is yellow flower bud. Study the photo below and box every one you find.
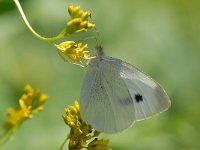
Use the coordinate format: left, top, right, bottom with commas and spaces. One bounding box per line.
35, 106, 43, 112
80, 21, 88, 28
74, 100, 80, 110
24, 85, 33, 93
19, 99, 27, 109
65, 5, 95, 35
82, 12, 90, 20
63, 101, 112, 150
69, 121, 75, 127
39, 94, 48, 103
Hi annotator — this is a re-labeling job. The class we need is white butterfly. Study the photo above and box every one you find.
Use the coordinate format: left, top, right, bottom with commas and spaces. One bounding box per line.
80, 46, 171, 133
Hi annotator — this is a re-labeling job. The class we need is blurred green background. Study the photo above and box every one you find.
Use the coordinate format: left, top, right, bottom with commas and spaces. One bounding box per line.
0, 0, 200, 149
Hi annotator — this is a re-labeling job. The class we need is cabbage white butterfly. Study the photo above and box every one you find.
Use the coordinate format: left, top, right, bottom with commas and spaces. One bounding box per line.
80, 46, 171, 133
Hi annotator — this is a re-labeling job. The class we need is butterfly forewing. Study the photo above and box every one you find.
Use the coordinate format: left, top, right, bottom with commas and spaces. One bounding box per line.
119, 60, 171, 120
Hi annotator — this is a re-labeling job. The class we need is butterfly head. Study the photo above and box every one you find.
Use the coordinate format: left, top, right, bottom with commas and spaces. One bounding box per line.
94, 45, 105, 57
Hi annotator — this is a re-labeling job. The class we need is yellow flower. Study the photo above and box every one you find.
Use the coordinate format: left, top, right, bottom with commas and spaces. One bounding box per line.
88, 139, 112, 150
3, 108, 26, 131
56, 41, 94, 67
19, 99, 32, 118
1, 85, 48, 143
62, 101, 112, 150
51, 5, 96, 66
65, 5, 95, 35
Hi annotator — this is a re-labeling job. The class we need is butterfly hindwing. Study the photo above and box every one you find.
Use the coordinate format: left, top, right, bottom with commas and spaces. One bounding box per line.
80, 57, 136, 133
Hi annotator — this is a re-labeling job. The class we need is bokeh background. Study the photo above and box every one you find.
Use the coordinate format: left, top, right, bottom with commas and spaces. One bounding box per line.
0, 0, 200, 149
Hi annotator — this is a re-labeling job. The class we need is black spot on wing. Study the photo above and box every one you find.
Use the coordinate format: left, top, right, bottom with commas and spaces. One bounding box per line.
135, 94, 143, 103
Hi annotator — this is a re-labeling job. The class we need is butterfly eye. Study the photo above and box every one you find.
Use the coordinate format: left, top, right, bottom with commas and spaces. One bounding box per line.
135, 94, 143, 103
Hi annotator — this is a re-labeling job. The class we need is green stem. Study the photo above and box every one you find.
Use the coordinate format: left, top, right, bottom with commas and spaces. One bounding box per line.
13, 0, 65, 42
0, 127, 17, 147
59, 136, 69, 150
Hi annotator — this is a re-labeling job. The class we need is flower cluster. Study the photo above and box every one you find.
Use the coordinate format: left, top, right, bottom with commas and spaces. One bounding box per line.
56, 41, 94, 67
54, 5, 96, 67
3, 85, 48, 132
62, 101, 112, 150
65, 5, 95, 35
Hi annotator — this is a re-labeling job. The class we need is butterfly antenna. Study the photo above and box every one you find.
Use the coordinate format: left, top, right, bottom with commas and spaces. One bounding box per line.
93, 26, 104, 57
89, 14, 105, 57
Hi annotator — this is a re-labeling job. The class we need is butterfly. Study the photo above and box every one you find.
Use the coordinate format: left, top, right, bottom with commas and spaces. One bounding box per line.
79, 46, 171, 133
